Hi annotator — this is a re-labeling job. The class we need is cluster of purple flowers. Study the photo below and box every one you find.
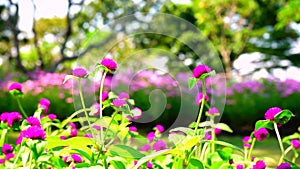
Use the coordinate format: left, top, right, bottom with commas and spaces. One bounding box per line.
0, 112, 22, 127
140, 124, 167, 152
0, 144, 14, 163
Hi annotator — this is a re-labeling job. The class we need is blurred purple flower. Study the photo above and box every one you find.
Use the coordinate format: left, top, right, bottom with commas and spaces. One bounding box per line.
102, 91, 109, 101
5, 153, 14, 160
243, 136, 251, 143
291, 139, 300, 149
2, 144, 13, 154
265, 107, 282, 120
93, 125, 101, 131
112, 98, 126, 108
276, 163, 291, 169
236, 164, 244, 169
100, 58, 117, 71
140, 144, 151, 152
69, 122, 76, 129
244, 143, 251, 149
129, 126, 138, 132
1, 112, 22, 127
132, 107, 142, 120
119, 92, 130, 99
214, 128, 222, 135
9, 82, 22, 92
147, 132, 156, 143
147, 161, 153, 168
254, 128, 268, 141
207, 107, 219, 115
48, 114, 57, 120
39, 98, 51, 113
70, 128, 78, 137
84, 134, 93, 138
153, 140, 167, 151
193, 65, 211, 78
71, 154, 82, 163
195, 92, 209, 105
0, 158, 4, 164
155, 124, 164, 133
253, 160, 266, 169
205, 131, 212, 140
72, 68, 88, 78
26, 116, 41, 126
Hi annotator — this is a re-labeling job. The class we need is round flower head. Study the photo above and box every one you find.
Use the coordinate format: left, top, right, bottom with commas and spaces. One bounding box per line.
214, 128, 222, 135
193, 65, 211, 78
195, 92, 209, 105
244, 143, 251, 149
153, 140, 167, 151
26, 116, 41, 126
22, 126, 46, 140
243, 136, 251, 143
93, 125, 101, 131
112, 98, 126, 108
265, 107, 282, 120
71, 154, 82, 163
253, 160, 266, 169
72, 67, 88, 78
102, 91, 109, 101
100, 58, 117, 71
147, 161, 153, 168
9, 82, 22, 92
205, 131, 212, 140
119, 92, 130, 99
5, 153, 14, 160
207, 107, 219, 115
291, 139, 300, 149
48, 114, 57, 120
39, 98, 51, 113
129, 126, 138, 132
140, 144, 151, 152
0, 159, 5, 164
276, 163, 291, 169
147, 131, 156, 143
2, 144, 13, 154
236, 164, 244, 169
254, 128, 268, 141
155, 124, 164, 133
6, 112, 22, 127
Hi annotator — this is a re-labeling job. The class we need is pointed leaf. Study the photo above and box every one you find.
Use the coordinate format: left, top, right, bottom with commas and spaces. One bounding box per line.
255, 120, 274, 130
133, 149, 171, 169
188, 77, 198, 90
109, 144, 145, 159
215, 123, 233, 133
187, 158, 204, 169
274, 109, 294, 125
110, 160, 126, 169
63, 75, 75, 84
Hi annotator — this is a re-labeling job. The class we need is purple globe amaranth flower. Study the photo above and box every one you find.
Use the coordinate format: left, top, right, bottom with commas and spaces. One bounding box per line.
2, 144, 13, 154
207, 107, 220, 115
60, 136, 67, 140
254, 128, 268, 141
100, 58, 117, 71
48, 114, 57, 120
140, 144, 151, 152
72, 67, 88, 78
129, 126, 138, 132
276, 163, 291, 169
195, 92, 209, 105
39, 98, 51, 113
153, 140, 167, 151
26, 116, 41, 126
291, 139, 300, 149
70, 128, 78, 137
84, 134, 93, 138
205, 131, 212, 140
102, 91, 109, 101
112, 98, 127, 108
71, 154, 82, 163
244, 143, 251, 149
5, 153, 14, 160
1, 112, 22, 127
69, 122, 76, 129
253, 160, 266, 169
147, 131, 156, 143
236, 164, 244, 169
243, 136, 251, 143
22, 126, 46, 140
0, 158, 4, 164
264, 107, 282, 121
93, 125, 101, 131
193, 65, 211, 78
214, 128, 222, 135
119, 92, 130, 99
147, 161, 153, 168
155, 124, 164, 133
9, 82, 22, 92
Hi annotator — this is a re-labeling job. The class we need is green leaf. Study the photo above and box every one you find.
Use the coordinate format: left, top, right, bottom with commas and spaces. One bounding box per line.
282, 133, 300, 143
274, 109, 294, 125
72, 148, 92, 162
75, 163, 91, 168
183, 136, 200, 151
204, 140, 243, 153
187, 158, 204, 169
172, 158, 184, 169
255, 120, 274, 130
109, 144, 145, 159
133, 149, 171, 169
169, 127, 194, 135
217, 149, 231, 161
188, 77, 198, 90
63, 75, 76, 84
215, 123, 233, 133
110, 160, 126, 169
200, 70, 216, 80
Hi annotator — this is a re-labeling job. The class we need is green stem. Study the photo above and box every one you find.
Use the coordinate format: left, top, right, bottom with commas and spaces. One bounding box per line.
61, 108, 91, 128
274, 122, 285, 164
78, 79, 95, 137
16, 97, 27, 118
99, 71, 108, 146
0, 129, 8, 146
210, 117, 216, 153
194, 80, 207, 136
12, 145, 24, 168
248, 138, 256, 161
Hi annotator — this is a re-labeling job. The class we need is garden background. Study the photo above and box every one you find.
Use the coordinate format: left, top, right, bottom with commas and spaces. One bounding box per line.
1, 0, 300, 166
